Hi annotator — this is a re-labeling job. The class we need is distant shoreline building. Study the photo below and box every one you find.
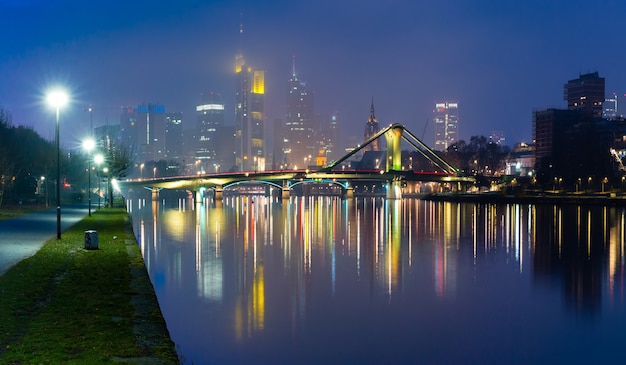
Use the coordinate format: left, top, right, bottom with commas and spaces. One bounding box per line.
433, 101, 458, 152
603, 93, 619, 119
564, 72, 605, 118
532, 71, 626, 189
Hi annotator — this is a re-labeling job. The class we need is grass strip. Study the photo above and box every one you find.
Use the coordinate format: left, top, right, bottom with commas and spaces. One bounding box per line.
0, 208, 178, 364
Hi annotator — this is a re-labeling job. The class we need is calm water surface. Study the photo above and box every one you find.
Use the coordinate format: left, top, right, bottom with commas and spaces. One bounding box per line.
126, 192, 626, 364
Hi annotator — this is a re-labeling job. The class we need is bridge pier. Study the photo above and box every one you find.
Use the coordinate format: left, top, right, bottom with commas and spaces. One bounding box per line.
386, 180, 402, 200
344, 186, 354, 199
151, 187, 160, 201
281, 186, 290, 199
281, 180, 290, 199
214, 185, 223, 201
195, 189, 203, 204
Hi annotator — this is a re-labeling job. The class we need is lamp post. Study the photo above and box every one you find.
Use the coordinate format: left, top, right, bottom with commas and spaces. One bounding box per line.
94, 153, 104, 208
47, 90, 68, 240
83, 139, 95, 216
103, 167, 109, 207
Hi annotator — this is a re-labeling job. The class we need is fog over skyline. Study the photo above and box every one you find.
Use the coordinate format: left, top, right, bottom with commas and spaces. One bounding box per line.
1, 0, 625, 149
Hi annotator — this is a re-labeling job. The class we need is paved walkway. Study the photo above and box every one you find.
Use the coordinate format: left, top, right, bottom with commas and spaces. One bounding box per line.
0, 204, 89, 275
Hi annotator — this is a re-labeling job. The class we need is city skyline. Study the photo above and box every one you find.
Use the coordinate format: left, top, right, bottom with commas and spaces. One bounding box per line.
2, 0, 626, 149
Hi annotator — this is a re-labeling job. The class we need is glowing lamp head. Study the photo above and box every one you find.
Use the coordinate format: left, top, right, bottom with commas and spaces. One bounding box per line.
94, 153, 104, 165
47, 90, 68, 108
83, 138, 96, 152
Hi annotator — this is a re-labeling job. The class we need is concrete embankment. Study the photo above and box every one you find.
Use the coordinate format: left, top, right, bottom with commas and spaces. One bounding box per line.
423, 192, 626, 206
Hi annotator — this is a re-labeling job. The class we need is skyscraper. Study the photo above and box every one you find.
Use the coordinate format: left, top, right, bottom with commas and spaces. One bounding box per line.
234, 50, 265, 171
434, 102, 458, 152
363, 99, 380, 152
564, 72, 605, 118
196, 92, 224, 166
284, 60, 315, 168
603, 93, 618, 119
165, 112, 183, 163
319, 112, 340, 164
135, 103, 167, 162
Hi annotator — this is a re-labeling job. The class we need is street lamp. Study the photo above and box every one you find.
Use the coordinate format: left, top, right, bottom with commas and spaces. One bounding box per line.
47, 89, 68, 240
83, 138, 95, 216
140, 163, 145, 180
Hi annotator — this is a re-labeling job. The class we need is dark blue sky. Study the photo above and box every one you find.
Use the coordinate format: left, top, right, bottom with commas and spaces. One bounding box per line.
1, 0, 625, 148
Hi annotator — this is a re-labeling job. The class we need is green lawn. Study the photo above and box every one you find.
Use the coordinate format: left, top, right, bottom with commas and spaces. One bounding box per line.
0, 208, 178, 364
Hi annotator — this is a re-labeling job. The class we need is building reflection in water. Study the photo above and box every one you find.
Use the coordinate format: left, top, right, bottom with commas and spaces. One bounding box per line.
127, 191, 626, 362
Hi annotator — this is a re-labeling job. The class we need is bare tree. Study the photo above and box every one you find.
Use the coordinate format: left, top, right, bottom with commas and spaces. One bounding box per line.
0, 109, 13, 207
102, 140, 133, 207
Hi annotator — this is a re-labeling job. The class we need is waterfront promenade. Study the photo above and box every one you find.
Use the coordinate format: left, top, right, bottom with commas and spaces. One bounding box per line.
0, 205, 88, 275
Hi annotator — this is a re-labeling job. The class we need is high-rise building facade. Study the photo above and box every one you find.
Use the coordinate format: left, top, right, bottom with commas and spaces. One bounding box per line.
603, 94, 618, 119
118, 104, 185, 165
434, 101, 459, 152
120, 107, 138, 155
235, 52, 265, 171
319, 112, 340, 164
135, 103, 167, 162
363, 100, 380, 152
196, 93, 225, 165
284, 64, 315, 168
564, 72, 605, 118
165, 112, 183, 163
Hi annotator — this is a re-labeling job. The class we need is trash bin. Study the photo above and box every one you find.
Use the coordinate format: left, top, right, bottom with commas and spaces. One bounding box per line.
84, 230, 98, 250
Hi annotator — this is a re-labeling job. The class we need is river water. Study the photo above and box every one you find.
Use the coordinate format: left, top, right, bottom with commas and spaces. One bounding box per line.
126, 191, 626, 364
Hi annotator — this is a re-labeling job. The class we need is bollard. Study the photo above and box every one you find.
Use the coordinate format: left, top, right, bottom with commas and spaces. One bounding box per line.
84, 230, 99, 250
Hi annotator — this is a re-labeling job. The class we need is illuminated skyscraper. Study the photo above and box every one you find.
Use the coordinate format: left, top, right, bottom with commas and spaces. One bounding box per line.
434, 102, 458, 152
284, 60, 315, 168
363, 99, 380, 152
235, 52, 265, 171
196, 92, 224, 163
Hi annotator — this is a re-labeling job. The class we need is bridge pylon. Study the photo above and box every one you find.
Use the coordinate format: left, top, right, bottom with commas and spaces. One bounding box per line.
384, 124, 403, 172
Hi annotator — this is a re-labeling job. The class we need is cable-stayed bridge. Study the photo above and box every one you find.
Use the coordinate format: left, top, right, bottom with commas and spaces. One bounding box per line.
118, 123, 474, 200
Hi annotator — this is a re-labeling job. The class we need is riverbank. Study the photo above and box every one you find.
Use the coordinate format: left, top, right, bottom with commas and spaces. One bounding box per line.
0, 208, 178, 364
423, 191, 626, 205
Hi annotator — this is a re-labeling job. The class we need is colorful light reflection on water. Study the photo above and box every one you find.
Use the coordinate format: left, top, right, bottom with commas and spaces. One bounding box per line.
127, 192, 626, 364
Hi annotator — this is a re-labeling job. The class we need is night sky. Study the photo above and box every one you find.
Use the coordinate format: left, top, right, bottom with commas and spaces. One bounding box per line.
1, 0, 625, 149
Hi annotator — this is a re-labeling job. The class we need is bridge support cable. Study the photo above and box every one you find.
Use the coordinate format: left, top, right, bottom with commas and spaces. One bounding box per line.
401, 128, 459, 175
320, 124, 397, 172
319, 123, 460, 176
